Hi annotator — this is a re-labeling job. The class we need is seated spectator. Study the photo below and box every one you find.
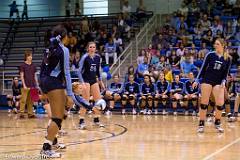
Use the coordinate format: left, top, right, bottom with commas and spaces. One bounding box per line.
194, 23, 204, 40
81, 16, 90, 36
168, 50, 180, 69
122, 0, 131, 15
211, 17, 223, 37
202, 29, 214, 47
137, 56, 149, 79
176, 16, 188, 33
151, 54, 159, 66
110, 24, 119, 39
114, 33, 124, 55
97, 31, 108, 53
180, 55, 197, 77
7, 77, 21, 114
72, 50, 81, 70
156, 56, 170, 71
166, 28, 177, 45
125, 65, 136, 82
224, 21, 236, 40
105, 38, 117, 65
157, 44, 167, 56
137, 49, 146, 65
176, 43, 185, 56
178, 2, 189, 18
198, 42, 209, 60
74, 2, 81, 16
164, 66, 173, 83
199, 13, 211, 32
63, 32, 77, 53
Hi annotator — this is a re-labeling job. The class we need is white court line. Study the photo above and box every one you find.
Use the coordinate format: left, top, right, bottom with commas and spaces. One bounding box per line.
203, 137, 240, 160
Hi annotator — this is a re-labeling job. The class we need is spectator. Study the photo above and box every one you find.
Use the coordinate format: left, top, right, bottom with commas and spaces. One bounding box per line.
202, 29, 214, 47
233, 0, 240, 15
63, 32, 77, 53
72, 50, 81, 70
122, 0, 131, 15
9, 1, 19, 18
176, 43, 185, 56
124, 65, 136, 82
163, 66, 173, 83
135, 0, 147, 20
74, 2, 81, 16
166, 28, 177, 45
198, 42, 209, 60
180, 55, 197, 77
19, 50, 38, 119
224, 21, 236, 40
189, 43, 198, 58
44, 29, 52, 47
150, 54, 159, 66
21, 0, 28, 20
105, 38, 117, 65
65, 0, 71, 17
137, 49, 146, 65
110, 24, 119, 39
176, 16, 188, 33
114, 33, 124, 55
199, 13, 211, 32
211, 16, 223, 37
156, 56, 170, 71
168, 50, 180, 69
178, 2, 189, 17
7, 77, 21, 114
137, 56, 149, 79
81, 17, 90, 36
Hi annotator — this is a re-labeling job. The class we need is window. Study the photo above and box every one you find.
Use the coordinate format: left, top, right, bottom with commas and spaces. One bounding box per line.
83, 0, 108, 15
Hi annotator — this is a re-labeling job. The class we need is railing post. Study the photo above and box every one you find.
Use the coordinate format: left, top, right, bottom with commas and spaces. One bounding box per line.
118, 58, 120, 76
130, 44, 133, 65
135, 36, 138, 57
2, 71, 4, 94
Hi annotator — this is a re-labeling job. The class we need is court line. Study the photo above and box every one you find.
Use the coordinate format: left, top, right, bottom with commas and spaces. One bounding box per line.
203, 136, 240, 160
0, 124, 127, 154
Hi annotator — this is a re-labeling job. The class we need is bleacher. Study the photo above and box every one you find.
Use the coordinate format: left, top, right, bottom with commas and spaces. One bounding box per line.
0, 13, 153, 93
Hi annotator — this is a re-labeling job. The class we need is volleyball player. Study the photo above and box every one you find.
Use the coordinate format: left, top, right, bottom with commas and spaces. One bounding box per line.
78, 42, 106, 129
122, 74, 140, 115
171, 74, 184, 116
104, 74, 123, 115
39, 25, 74, 158
155, 72, 170, 115
139, 74, 155, 115
193, 38, 232, 133
183, 72, 199, 116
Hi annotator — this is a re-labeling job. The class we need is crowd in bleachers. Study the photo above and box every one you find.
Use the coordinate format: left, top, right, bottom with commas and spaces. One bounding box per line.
104, 0, 240, 116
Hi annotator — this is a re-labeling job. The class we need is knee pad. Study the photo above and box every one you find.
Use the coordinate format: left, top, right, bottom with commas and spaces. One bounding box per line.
209, 100, 215, 107
200, 104, 208, 110
192, 97, 198, 101
94, 99, 107, 111
7, 97, 12, 101
182, 97, 188, 101
216, 105, 224, 111
52, 118, 62, 130
129, 95, 135, 101
225, 99, 230, 105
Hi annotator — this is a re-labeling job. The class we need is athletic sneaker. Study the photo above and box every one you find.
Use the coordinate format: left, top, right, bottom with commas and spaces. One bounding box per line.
40, 149, 61, 158
173, 111, 177, 116
121, 109, 126, 115
154, 109, 158, 115
105, 110, 112, 115
215, 125, 224, 133
140, 109, 144, 114
197, 126, 204, 133
162, 109, 168, 115
94, 122, 105, 127
147, 110, 152, 115
58, 129, 67, 136
132, 108, 137, 115
8, 109, 12, 113
79, 123, 87, 130
52, 143, 66, 150
13, 108, 18, 114
192, 111, 197, 116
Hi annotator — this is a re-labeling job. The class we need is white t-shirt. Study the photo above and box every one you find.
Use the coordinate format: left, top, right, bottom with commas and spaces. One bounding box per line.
114, 38, 123, 46
122, 5, 131, 13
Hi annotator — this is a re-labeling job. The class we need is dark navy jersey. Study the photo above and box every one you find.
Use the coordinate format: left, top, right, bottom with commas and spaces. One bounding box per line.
141, 83, 155, 95
197, 52, 232, 85
171, 81, 184, 94
12, 84, 21, 96
124, 82, 140, 94
234, 80, 240, 94
40, 42, 73, 96
78, 53, 101, 83
109, 82, 123, 93
156, 80, 170, 94
185, 80, 199, 94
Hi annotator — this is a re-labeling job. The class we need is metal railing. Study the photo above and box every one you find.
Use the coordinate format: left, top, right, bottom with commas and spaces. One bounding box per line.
110, 14, 158, 77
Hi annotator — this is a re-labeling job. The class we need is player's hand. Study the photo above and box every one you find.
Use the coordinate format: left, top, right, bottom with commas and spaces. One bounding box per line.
221, 81, 225, 88
66, 96, 74, 108
192, 82, 198, 89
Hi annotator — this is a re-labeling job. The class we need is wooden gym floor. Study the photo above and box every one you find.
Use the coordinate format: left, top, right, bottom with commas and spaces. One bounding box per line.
0, 111, 240, 160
